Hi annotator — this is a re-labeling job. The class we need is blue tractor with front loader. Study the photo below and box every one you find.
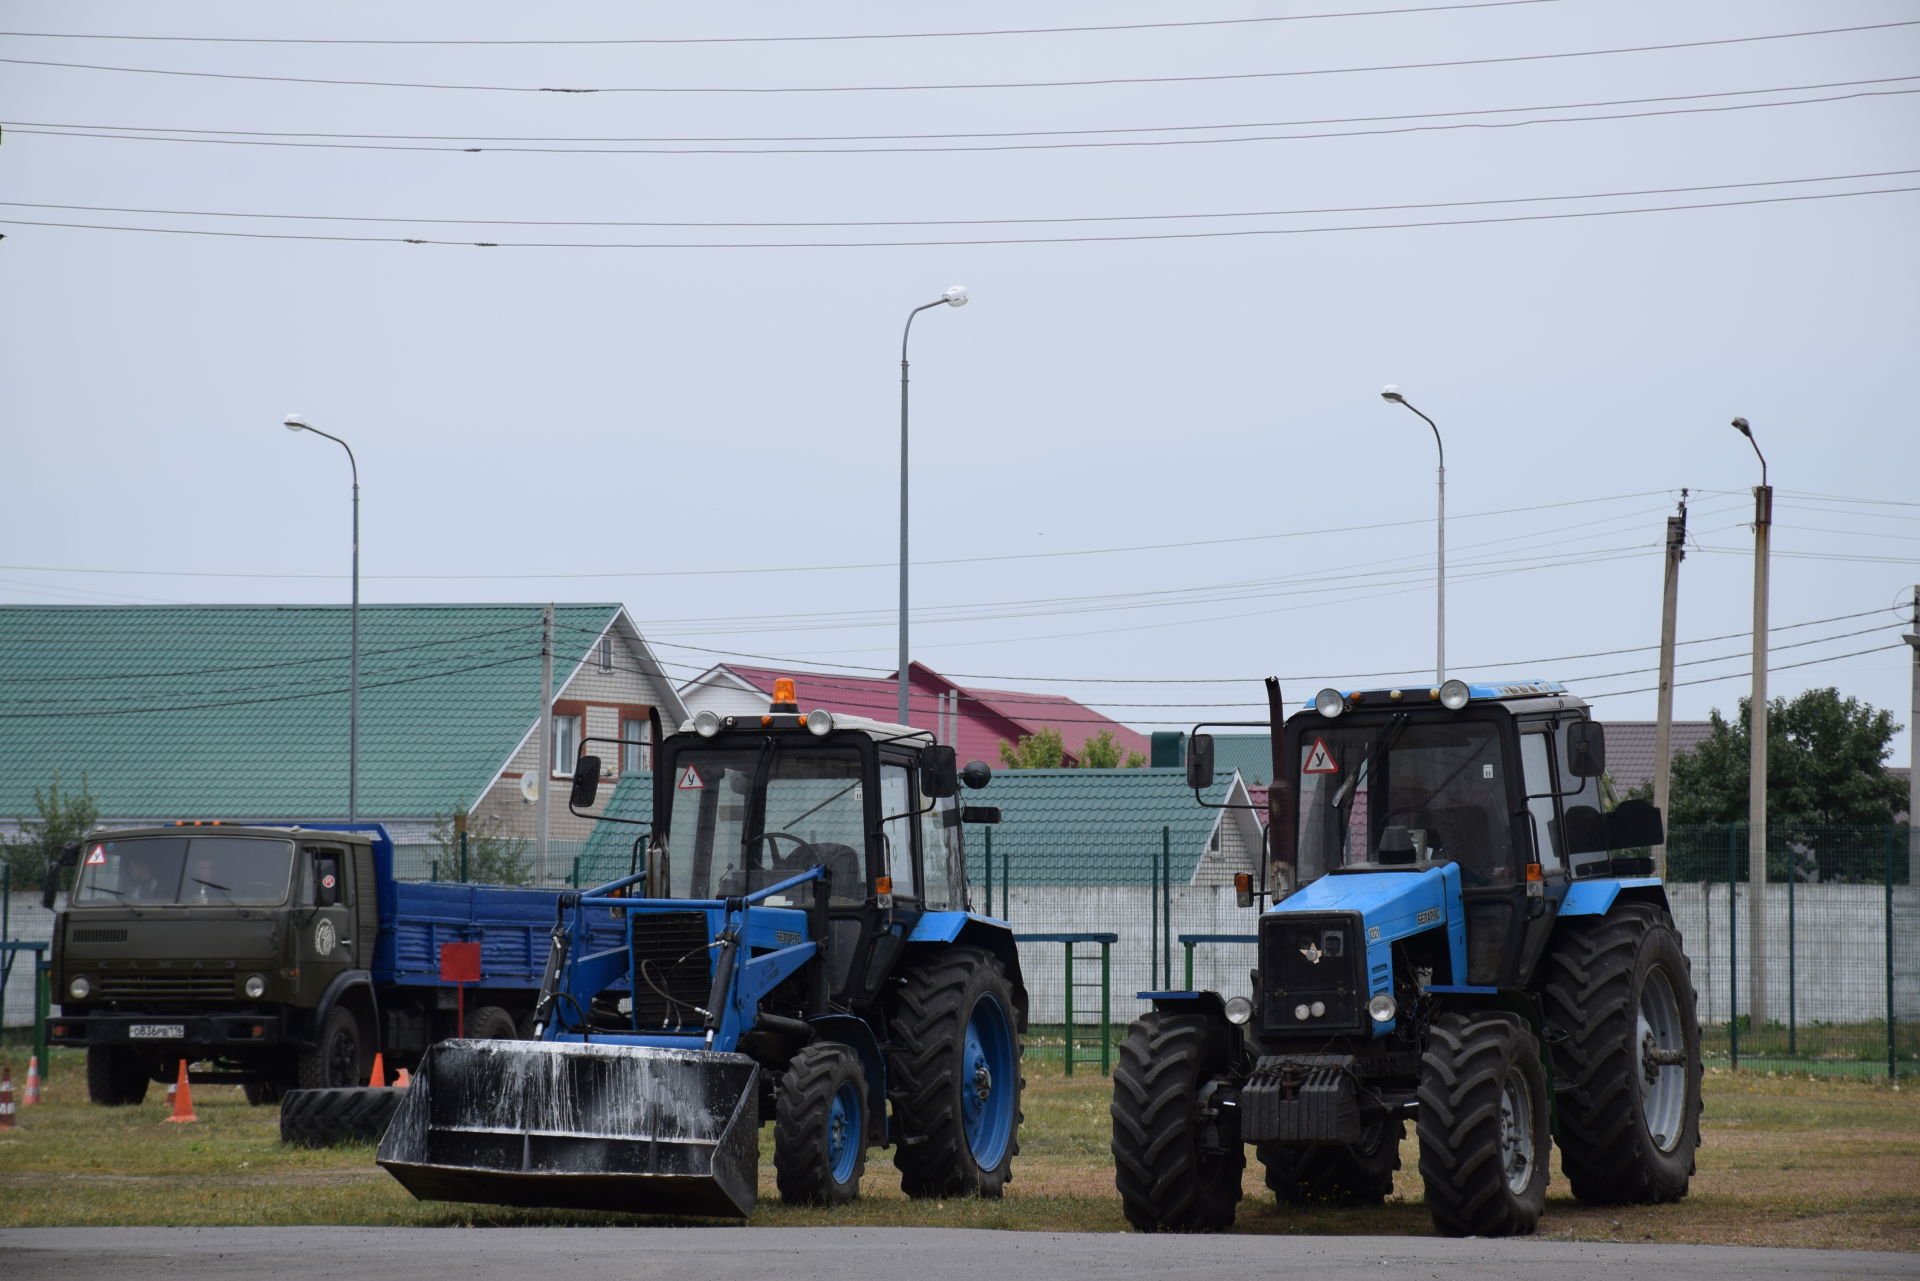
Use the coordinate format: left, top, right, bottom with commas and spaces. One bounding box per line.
1111, 677, 1703, 1237
378, 680, 1024, 1217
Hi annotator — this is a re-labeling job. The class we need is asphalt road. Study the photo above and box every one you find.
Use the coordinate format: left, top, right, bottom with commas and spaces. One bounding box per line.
2, 1228, 1912, 1281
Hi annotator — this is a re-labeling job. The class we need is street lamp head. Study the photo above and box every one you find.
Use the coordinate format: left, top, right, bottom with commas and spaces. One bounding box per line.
1731, 416, 1751, 437
943, 285, 969, 307
1380, 384, 1405, 403
283, 413, 309, 433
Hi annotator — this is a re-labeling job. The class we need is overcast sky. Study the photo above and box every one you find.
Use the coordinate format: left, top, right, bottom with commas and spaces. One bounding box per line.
3, 1, 1916, 765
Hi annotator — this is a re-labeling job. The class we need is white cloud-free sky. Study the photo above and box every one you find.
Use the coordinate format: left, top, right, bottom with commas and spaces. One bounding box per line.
3, 1, 1917, 765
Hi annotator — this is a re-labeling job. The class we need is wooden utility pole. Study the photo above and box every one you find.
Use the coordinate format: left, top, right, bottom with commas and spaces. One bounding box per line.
1652, 491, 1688, 877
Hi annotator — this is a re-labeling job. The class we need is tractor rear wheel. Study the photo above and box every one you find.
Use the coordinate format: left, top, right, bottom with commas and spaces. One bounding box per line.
1258, 1112, 1404, 1205
774, 1042, 868, 1205
1111, 1011, 1244, 1233
1542, 903, 1702, 1204
1416, 1011, 1549, 1238
86, 1046, 150, 1107
886, 946, 1023, 1198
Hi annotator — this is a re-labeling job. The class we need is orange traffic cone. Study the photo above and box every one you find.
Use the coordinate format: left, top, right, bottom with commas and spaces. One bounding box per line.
394, 1067, 411, 1088
163, 1060, 199, 1124
1, 1066, 15, 1131
368, 1052, 386, 1088
23, 1055, 41, 1106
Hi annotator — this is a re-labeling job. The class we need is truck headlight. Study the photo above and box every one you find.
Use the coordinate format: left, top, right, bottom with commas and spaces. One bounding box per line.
69, 976, 91, 1000
1368, 992, 1398, 1023
243, 974, 268, 999
1223, 995, 1253, 1025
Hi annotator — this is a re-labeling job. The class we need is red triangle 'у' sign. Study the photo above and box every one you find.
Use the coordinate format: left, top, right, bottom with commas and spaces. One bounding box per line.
677, 766, 704, 790
1303, 737, 1339, 774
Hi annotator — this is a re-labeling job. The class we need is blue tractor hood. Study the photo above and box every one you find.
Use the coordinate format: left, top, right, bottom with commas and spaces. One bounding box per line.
1274, 863, 1470, 1011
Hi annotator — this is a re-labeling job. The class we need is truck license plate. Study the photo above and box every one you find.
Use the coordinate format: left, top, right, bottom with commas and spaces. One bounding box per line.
129, 1024, 185, 1039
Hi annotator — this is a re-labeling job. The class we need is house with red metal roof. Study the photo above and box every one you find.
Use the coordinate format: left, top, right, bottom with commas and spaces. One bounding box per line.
676, 660, 1151, 768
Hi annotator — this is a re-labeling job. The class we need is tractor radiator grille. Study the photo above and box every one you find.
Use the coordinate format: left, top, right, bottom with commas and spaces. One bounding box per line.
1259, 912, 1364, 1034
628, 911, 715, 1031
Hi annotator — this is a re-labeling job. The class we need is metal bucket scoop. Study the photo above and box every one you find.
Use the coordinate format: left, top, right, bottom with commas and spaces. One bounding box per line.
376, 1038, 762, 1218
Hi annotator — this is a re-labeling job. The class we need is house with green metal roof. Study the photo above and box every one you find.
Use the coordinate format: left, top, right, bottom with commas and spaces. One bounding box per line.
0, 604, 686, 865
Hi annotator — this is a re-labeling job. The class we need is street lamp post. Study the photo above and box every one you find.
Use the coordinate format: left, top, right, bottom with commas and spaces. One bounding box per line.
1733, 415, 1771, 1029
897, 285, 968, 724
1381, 386, 1446, 683
282, 414, 360, 822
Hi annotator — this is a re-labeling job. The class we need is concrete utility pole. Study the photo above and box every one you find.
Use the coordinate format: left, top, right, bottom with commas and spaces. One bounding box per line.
538, 604, 554, 883
1652, 491, 1689, 877
1905, 585, 1919, 885
1733, 417, 1770, 1029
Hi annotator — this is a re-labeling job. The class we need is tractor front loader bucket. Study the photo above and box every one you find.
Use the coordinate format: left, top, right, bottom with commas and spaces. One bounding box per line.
376, 1038, 762, 1218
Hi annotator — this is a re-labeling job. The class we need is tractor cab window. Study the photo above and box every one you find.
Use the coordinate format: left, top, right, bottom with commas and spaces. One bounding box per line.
1294, 718, 1514, 887
1520, 731, 1564, 875
920, 794, 962, 910
879, 763, 915, 901
663, 745, 868, 903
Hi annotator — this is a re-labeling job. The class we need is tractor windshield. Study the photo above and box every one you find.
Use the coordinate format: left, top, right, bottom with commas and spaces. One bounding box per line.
1291, 717, 1513, 890
662, 744, 868, 903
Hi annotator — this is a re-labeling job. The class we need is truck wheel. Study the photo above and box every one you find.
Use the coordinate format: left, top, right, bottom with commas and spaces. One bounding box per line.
1417, 1011, 1550, 1238
886, 946, 1023, 1199
1111, 1011, 1244, 1233
467, 1005, 518, 1040
1542, 903, 1703, 1204
774, 1042, 868, 1205
1258, 1113, 1404, 1205
296, 1005, 369, 1090
279, 1086, 403, 1147
86, 1046, 150, 1107
243, 1078, 288, 1106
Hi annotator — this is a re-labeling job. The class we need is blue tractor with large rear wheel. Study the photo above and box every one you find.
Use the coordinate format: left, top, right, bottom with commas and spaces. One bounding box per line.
1111, 677, 1703, 1237
379, 680, 1024, 1217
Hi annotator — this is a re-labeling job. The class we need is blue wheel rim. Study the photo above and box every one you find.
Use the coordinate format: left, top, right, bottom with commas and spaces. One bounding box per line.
828, 1078, 861, 1184
961, 991, 1016, 1169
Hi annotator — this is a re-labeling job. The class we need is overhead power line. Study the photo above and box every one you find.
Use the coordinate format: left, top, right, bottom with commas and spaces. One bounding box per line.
0, 3, 1571, 46
2, 22, 1911, 96
16, 84, 1918, 155
7, 185, 1914, 249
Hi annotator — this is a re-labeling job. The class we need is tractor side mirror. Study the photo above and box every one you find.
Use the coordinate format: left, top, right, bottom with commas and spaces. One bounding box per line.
1186, 733, 1216, 790
1605, 797, 1665, 850
1565, 721, 1606, 778
960, 806, 1001, 825
569, 755, 603, 809
960, 760, 993, 790
921, 746, 958, 799
315, 855, 341, 908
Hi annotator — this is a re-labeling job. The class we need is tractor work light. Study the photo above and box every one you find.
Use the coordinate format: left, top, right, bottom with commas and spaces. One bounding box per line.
1369, 992, 1398, 1023
69, 976, 91, 1000
1438, 679, 1472, 710
1313, 688, 1346, 718
1223, 996, 1253, 1025
692, 710, 723, 738
805, 709, 835, 736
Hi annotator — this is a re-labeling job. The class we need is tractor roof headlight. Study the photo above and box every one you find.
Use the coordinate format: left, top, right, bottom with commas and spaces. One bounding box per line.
805, 709, 835, 737
1438, 679, 1472, 710
1223, 995, 1253, 1025
692, 709, 723, 738
69, 976, 91, 1000
1313, 688, 1346, 718
1368, 992, 1398, 1023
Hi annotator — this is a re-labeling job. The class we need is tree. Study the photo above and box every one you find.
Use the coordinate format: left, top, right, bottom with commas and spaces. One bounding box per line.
3, 770, 100, 892
1665, 687, 1905, 826
1078, 730, 1147, 769
999, 728, 1065, 769
427, 805, 533, 885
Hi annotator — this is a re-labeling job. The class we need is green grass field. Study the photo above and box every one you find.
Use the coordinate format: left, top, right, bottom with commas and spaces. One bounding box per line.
2, 1047, 1916, 1249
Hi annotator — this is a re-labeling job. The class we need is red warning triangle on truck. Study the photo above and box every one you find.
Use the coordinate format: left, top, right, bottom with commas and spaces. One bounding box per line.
1303, 737, 1339, 774
676, 765, 704, 790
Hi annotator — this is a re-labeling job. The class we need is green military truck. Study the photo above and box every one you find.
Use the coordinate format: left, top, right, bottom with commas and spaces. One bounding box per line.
43, 822, 566, 1105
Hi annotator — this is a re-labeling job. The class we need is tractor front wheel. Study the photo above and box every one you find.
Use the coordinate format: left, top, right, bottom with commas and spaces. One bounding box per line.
1542, 903, 1703, 1204
886, 946, 1023, 1198
774, 1042, 869, 1205
1416, 1011, 1549, 1238
1258, 1112, 1404, 1206
1111, 1011, 1244, 1233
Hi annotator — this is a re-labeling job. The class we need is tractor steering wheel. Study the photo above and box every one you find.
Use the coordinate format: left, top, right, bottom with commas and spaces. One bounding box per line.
747, 830, 813, 871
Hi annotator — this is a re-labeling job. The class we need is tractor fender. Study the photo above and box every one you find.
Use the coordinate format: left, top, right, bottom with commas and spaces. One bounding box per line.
292, 970, 378, 1046
905, 912, 1029, 1028
1137, 991, 1248, 1065
1558, 877, 1669, 919
807, 1012, 889, 1146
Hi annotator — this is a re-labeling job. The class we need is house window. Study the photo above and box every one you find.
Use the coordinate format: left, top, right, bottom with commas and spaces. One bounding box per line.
622, 718, 650, 773
552, 714, 581, 775
599, 637, 614, 671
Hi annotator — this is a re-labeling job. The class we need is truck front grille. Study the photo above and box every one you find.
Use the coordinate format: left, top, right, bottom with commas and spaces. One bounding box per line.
627, 911, 714, 1031
97, 974, 235, 1001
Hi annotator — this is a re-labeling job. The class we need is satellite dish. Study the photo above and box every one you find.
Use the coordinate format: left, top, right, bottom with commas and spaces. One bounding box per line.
519, 775, 540, 803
